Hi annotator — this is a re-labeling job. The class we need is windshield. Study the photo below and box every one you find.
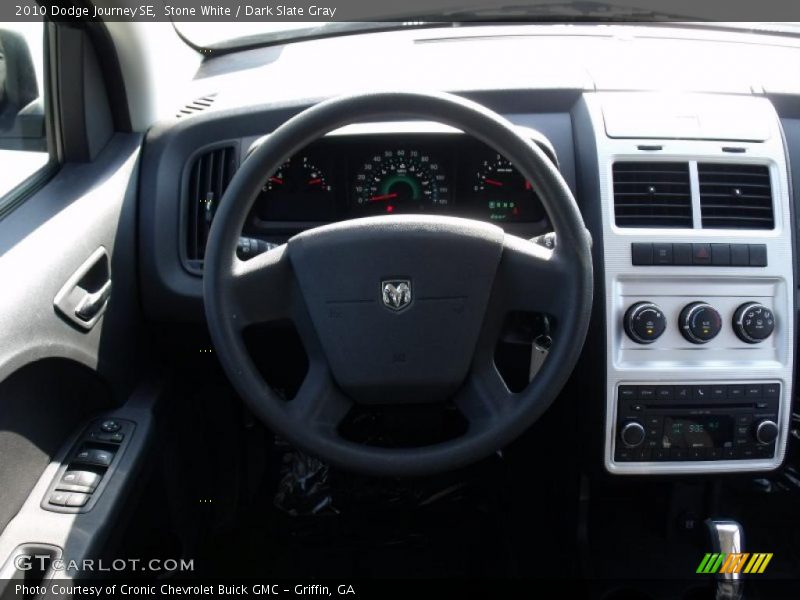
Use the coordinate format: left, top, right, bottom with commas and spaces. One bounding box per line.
172, 2, 800, 51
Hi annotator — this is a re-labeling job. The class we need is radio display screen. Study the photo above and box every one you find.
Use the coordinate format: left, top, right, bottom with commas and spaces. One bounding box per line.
663, 416, 734, 449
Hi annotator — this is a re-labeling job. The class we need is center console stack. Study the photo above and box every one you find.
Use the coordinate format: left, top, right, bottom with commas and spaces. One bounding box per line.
586, 92, 795, 474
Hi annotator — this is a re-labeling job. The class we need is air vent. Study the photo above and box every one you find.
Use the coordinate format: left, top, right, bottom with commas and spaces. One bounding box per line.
176, 93, 217, 118
186, 145, 237, 263
698, 163, 774, 230
613, 162, 692, 228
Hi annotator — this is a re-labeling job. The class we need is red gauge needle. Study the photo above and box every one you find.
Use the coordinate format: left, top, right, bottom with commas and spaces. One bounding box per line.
269, 176, 284, 185
369, 193, 398, 202
307, 178, 323, 186
484, 178, 504, 187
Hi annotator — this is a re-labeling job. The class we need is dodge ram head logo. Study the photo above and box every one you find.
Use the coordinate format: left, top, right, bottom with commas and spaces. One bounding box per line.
381, 280, 412, 311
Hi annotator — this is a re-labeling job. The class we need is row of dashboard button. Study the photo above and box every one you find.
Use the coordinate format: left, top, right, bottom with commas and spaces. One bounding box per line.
619, 383, 780, 403
616, 444, 775, 462
631, 242, 767, 267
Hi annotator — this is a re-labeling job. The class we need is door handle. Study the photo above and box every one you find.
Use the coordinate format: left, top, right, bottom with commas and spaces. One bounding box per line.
74, 279, 112, 321
54, 247, 112, 330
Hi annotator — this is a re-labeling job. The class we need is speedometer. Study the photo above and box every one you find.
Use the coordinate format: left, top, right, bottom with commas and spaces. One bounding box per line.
352, 149, 449, 215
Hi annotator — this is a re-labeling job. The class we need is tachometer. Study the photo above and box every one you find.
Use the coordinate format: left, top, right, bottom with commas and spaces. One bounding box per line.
474, 153, 543, 222
353, 149, 449, 214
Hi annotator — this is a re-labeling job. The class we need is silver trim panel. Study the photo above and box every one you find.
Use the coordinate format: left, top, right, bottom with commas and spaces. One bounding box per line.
586, 92, 795, 475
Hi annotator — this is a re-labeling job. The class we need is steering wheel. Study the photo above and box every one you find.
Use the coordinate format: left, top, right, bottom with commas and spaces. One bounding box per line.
203, 92, 592, 477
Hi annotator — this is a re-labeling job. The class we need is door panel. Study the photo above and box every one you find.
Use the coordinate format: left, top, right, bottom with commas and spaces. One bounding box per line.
0, 133, 145, 538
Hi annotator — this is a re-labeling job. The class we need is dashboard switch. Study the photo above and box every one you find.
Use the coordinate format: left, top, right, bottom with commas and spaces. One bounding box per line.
49, 492, 69, 506
66, 493, 90, 508
730, 244, 749, 266
673, 243, 692, 265
620, 422, 646, 448
631, 243, 653, 265
74, 447, 115, 467
692, 243, 712, 265
653, 243, 673, 265
100, 420, 121, 433
679, 302, 722, 344
755, 420, 779, 445
733, 302, 775, 344
749, 244, 768, 267
624, 302, 667, 344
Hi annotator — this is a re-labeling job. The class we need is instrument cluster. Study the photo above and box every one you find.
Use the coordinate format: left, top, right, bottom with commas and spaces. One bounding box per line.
246, 134, 553, 236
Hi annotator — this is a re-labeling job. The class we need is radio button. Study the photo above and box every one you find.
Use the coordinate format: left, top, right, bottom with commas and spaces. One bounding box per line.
755, 420, 779, 445
619, 386, 638, 400
656, 386, 673, 400
689, 448, 706, 460
738, 447, 756, 459
727, 385, 745, 399
674, 386, 692, 400
615, 448, 633, 462
652, 448, 669, 460
638, 387, 656, 400
709, 386, 726, 400
745, 384, 763, 398
620, 422, 646, 448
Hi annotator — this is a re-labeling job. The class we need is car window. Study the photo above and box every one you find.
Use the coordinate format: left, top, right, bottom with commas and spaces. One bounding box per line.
0, 19, 49, 202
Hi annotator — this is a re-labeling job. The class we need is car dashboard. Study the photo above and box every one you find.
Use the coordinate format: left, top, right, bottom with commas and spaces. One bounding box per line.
138, 25, 800, 479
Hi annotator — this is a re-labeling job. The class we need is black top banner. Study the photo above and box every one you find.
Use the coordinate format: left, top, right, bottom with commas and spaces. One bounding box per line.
5, 0, 800, 23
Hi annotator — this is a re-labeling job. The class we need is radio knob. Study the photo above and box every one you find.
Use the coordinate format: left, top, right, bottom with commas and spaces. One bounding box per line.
620, 421, 646, 448
733, 303, 775, 344
624, 302, 667, 344
755, 420, 778, 445
680, 302, 722, 344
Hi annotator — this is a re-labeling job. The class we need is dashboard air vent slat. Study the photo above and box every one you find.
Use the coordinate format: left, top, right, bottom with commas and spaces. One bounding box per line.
698, 164, 774, 230
186, 145, 237, 263
613, 162, 692, 228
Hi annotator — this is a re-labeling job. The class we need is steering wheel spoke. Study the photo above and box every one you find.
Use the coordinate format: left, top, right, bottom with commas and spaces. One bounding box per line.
228, 245, 295, 328
492, 235, 574, 321
455, 364, 513, 426
287, 362, 353, 434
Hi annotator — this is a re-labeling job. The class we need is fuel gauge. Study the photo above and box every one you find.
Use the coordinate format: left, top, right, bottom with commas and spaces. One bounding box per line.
474, 153, 543, 222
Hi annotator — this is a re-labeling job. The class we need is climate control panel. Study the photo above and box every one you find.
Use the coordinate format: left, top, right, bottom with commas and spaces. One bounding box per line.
623, 301, 775, 345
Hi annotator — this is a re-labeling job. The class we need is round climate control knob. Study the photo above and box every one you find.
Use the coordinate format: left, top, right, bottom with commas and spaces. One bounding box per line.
680, 302, 722, 344
624, 302, 667, 344
620, 421, 646, 448
733, 303, 775, 344
755, 420, 778, 445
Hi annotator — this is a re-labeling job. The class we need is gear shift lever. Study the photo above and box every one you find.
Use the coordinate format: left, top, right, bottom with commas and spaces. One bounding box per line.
704, 519, 745, 600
